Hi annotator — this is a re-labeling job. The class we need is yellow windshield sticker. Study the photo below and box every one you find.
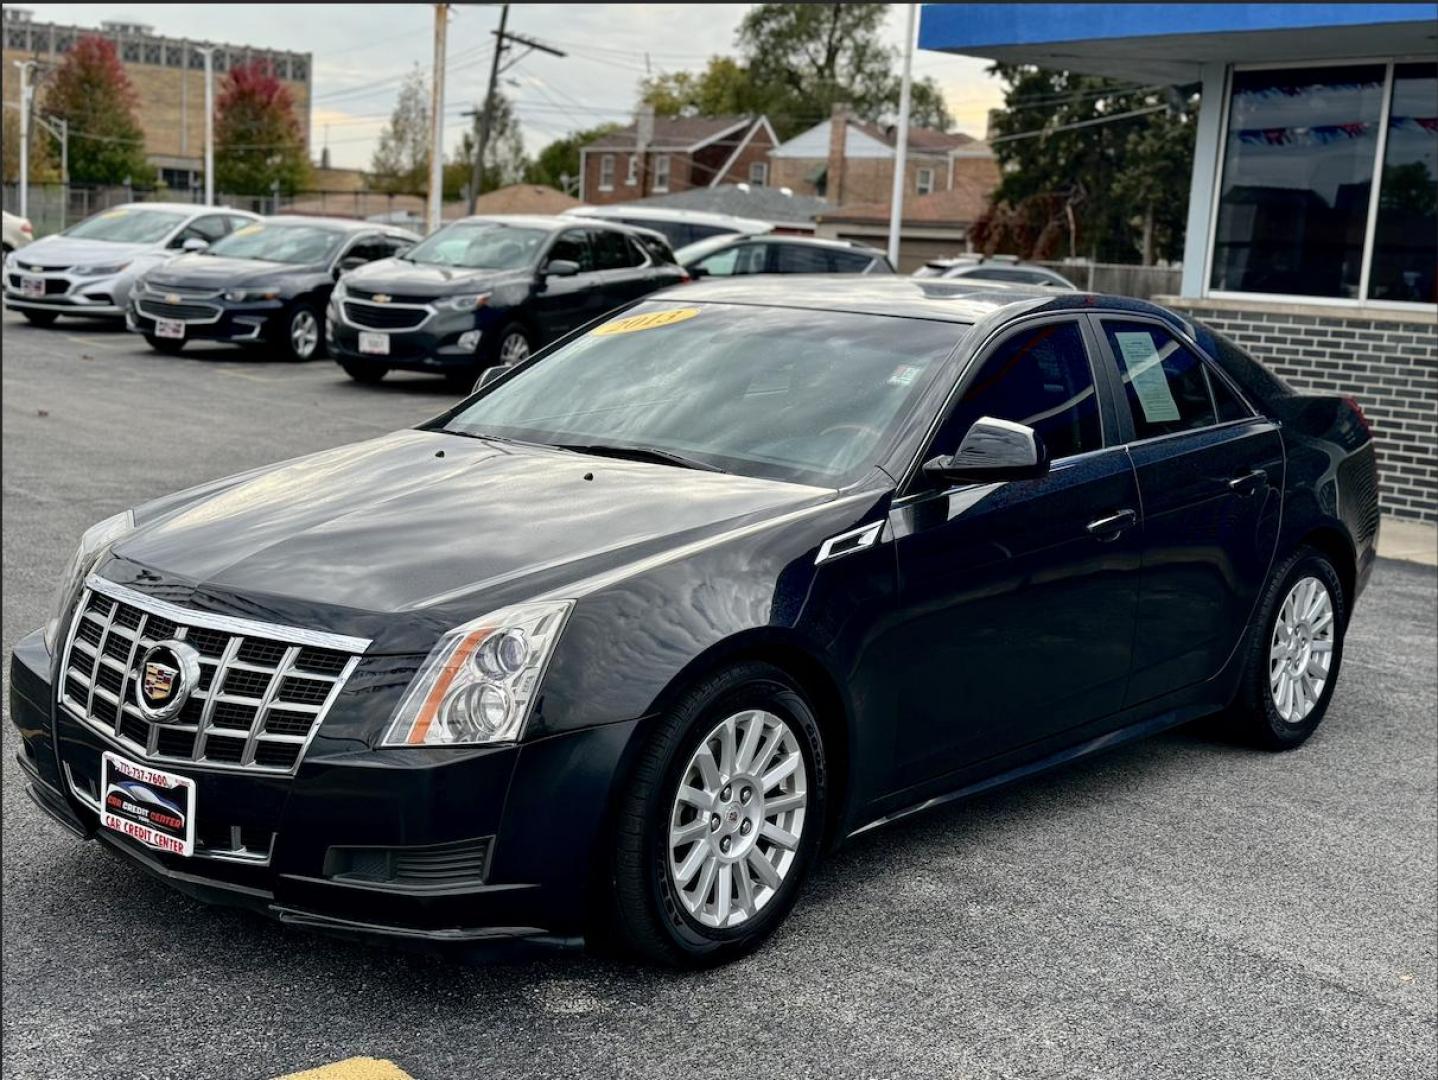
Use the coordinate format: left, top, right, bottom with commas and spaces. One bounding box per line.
233, 224, 264, 236
591, 307, 700, 336
100, 209, 129, 219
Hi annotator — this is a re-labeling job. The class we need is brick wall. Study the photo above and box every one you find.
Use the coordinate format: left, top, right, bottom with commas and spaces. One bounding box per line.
768, 153, 950, 206
1168, 300, 1438, 523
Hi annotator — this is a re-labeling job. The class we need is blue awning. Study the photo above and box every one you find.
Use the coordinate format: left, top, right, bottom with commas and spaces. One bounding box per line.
919, 3, 1438, 83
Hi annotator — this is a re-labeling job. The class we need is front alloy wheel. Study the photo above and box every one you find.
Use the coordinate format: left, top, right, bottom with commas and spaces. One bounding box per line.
287, 305, 322, 361
497, 325, 530, 365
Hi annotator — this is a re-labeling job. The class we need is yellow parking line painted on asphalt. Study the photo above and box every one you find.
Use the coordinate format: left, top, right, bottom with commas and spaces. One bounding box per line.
273, 1057, 416, 1080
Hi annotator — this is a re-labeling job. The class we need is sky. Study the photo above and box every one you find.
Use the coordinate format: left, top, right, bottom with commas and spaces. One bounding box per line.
31, 3, 1005, 171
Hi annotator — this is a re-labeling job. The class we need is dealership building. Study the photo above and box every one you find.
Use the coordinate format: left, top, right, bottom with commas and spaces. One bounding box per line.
920, 3, 1437, 522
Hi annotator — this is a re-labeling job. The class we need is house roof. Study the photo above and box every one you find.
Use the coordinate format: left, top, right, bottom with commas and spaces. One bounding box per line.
817, 172, 996, 227
610, 183, 830, 227
584, 116, 755, 152
771, 116, 983, 159
468, 184, 581, 216
851, 120, 978, 154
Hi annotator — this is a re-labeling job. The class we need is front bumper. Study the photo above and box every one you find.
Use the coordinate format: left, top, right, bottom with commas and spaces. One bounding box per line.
10, 627, 637, 951
127, 295, 282, 345
3, 264, 130, 317
327, 297, 485, 373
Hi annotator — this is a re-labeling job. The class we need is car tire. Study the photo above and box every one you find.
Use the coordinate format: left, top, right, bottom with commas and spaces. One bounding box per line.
283, 303, 324, 361
143, 333, 185, 354
21, 309, 59, 327
494, 323, 531, 367
1228, 546, 1347, 751
341, 362, 387, 384
607, 661, 827, 968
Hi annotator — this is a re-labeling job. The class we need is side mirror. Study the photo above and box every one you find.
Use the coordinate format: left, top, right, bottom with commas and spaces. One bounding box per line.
181, 238, 209, 253
542, 259, 580, 278
336, 255, 368, 277
688, 264, 709, 279
922, 416, 1049, 485
473, 364, 512, 394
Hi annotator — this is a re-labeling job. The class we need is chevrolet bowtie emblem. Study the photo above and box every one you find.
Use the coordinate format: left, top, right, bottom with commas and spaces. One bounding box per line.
165, 293, 181, 304
371, 294, 392, 303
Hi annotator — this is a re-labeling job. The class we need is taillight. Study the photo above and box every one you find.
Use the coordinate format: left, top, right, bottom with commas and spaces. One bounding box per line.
1343, 395, 1372, 434
20, 221, 33, 235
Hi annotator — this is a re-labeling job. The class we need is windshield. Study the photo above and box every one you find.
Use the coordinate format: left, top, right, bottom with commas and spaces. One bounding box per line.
64, 207, 186, 244
208, 223, 346, 265
403, 222, 548, 269
441, 301, 963, 486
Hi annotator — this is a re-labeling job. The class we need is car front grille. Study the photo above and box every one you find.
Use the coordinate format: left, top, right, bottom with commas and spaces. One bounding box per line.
59, 580, 367, 776
343, 301, 429, 330
136, 298, 222, 322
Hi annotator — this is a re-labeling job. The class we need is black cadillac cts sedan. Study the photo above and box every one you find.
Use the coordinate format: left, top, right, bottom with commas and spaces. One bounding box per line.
11, 279, 1379, 966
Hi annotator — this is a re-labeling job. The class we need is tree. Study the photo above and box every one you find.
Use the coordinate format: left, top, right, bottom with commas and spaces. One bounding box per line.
370, 67, 430, 194
41, 35, 153, 185
214, 59, 310, 195
444, 92, 527, 199
524, 123, 621, 193
640, 57, 773, 120
978, 66, 1196, 264
2, 110, 62, 184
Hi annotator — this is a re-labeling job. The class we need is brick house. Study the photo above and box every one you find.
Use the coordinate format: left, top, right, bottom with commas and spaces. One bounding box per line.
770, 104, 997, 208
579, 116, 777, 205
814, 171, 999, 272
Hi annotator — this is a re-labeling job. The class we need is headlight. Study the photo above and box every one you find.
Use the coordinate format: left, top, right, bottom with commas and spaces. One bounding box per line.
43, 510, 136, 652
71, 260, 132, 276
440, 292, 490, 312
223, 287, 281, 302
382, 599, 573, 747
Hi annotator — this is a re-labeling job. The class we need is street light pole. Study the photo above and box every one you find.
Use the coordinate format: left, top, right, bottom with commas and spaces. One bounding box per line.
196, 47, 216, 204
13, 60, 36, 220
887, 2, 916, 269
428, 3, 449, 234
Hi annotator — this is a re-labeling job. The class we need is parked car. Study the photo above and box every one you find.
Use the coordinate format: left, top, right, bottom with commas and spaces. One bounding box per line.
3, 209, 33, 254
329, 214, 689, 385
678, 233, 895, 276
2, 202, 260, 324
913, 254, 1077, 289
13, 277, 1377, 966
128, 217, 419, 361
564, 204, 771, 250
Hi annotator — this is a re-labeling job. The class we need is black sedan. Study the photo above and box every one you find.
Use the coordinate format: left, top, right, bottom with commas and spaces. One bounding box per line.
12, 278, 1378, 967
327, 214, 688, 385
678, 233, 895, 277
128, 217, 420, 360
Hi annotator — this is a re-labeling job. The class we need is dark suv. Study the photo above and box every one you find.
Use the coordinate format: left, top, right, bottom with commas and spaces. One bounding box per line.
328, 214, 689, 385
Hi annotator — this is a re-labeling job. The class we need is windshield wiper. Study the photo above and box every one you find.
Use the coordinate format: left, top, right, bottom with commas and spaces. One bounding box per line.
551, 443, 726, 473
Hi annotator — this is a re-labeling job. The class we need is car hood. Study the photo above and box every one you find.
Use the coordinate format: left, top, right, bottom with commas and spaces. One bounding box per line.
107, 429, 833, 649
344, 258, 530, 296
11, 235, 155, 268
145, 254, 319, 288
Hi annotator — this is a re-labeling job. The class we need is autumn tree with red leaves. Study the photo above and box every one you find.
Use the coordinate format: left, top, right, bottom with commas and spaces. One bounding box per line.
214, 59, 310, 195
41, 35, 153, 184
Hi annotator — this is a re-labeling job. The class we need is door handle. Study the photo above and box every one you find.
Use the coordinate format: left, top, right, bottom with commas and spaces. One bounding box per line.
1228, 468, 1267, 496
1086, 508, 1137, 540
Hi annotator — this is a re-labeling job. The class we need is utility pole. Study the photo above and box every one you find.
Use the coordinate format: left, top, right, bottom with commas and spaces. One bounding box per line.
463, 17, 564, 213
886, 2, 916, 269
428, 3, 448, 233
34, 114, 68, 227
13, 60, 36, 220
196, 46, 215, 204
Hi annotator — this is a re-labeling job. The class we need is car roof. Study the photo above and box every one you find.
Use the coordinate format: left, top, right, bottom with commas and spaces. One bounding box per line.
716, 234, 885, 255
564, 204, 771, 233
255, 214, 416, 236
663, 275, 1179, 326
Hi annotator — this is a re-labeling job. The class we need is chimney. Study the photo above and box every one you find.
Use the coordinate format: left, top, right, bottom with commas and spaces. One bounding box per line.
826, 102, 848, 205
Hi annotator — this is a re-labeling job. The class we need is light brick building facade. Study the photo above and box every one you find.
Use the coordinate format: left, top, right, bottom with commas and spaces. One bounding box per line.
2, 8, 310, 190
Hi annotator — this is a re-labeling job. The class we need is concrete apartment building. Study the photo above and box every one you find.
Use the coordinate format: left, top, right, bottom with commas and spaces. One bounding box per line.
579, 116, 778, 205
2, 7, 311, 190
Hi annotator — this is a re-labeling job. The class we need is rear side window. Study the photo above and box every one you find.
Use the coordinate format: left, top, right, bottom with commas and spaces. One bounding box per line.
829, 249, 877, 273
695, 243, 767, 276
774, 244, 833, 273
1101, 320, 1217, 439
592, 229, 642, 270
631, 236, 667, 264
933, 320, 1103, 462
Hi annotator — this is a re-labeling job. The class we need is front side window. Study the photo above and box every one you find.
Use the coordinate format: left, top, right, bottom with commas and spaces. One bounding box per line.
1101, 320, 1218, 440
1211, 64, 1386, 299
441, 302, 964, 486
401, 222, 548, 269
774, 244, 833, 273
653, 154, 671, 192
64, 207, 186, 244
546, 229, 594, 272
933, 320, 1102, 464
1369, 62, 1438, 304
207, 223, 346, 265
599, 154, 615, 190
694, 243, 767, 277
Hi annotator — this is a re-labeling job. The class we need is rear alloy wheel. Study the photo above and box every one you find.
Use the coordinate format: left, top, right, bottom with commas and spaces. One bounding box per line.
21, 309, 59, 327
143, 333, 185, 354
1229, 546, 1347, 750
285, 304, 323, 361
608, 661, 825, 967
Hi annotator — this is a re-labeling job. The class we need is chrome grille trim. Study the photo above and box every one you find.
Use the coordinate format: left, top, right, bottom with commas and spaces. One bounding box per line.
136, 298, 223, 324
58, 577, 370, 777
341, 298, 432, 331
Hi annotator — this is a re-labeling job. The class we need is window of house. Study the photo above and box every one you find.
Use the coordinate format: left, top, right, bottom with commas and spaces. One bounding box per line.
916, 167, 935, 196
1210, 61, 1437, 305
625, 155, 638, 186
598, 154, 615, 191
653, 155, 671, 192
749, 161, 768, 186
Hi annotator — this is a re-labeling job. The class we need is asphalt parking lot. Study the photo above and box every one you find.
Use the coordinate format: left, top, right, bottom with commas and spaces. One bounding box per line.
3, 311, 1435, 1080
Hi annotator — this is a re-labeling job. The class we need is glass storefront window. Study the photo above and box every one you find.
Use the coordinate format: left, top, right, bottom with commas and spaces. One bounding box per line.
1368, 63, 1438, 304
1210, 64, 1386, 299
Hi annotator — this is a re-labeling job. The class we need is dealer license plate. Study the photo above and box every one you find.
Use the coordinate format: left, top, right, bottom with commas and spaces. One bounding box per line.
358, 331, 390, 355
155, 318, 186, 340
20, 274, 45, 298
100, 751, 196, 857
